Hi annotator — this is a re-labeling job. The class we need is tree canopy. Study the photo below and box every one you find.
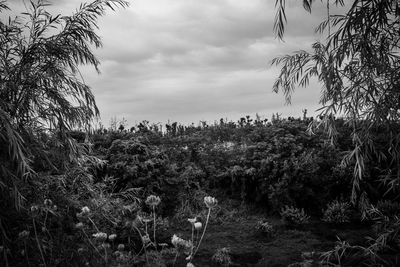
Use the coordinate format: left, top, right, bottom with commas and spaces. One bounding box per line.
273, 0, 400, 202
0, 0, 128, 208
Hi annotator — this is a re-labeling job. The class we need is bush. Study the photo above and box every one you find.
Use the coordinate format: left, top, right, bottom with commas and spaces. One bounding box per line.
211, 247, 232, 267
280, 206, 310, 226
255, 220, 274, 237
322, 200, 351, 224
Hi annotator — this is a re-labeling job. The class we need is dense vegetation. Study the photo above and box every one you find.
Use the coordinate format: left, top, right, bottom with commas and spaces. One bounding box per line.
1, 0, 400, 266
2, 114, 400, 266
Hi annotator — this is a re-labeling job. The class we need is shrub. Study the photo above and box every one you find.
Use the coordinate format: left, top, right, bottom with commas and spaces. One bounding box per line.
322, 200, 351, 224
376, 200, 400, 217
255, 220, 274, 237
280, 206, 310, 226
211, 247, 232, 267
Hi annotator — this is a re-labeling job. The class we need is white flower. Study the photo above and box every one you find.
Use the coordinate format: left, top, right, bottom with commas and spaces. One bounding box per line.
187, 262, 195, 267
142, 234, 151, 244
81, 206, 90, 214
145, 195, 161, 207
18, 230, 30, 239
108, 234, 117, 241
44, 199, 53, 207
188, 218, 196, 224
171, 234, 181, 247
117, 244, 125, 251
75, 222, 84, 229
204, 196, 218, 209
92, 232, 107, 242
194, 222, 202, 230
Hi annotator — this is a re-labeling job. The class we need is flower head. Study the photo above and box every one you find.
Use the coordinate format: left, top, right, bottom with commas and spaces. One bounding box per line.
204, 196, 218, 209
44, 199, 53, 207
171, 234, 192, 253
117, 244, 125, 251
75, 222, 84, 229
81, 206, 90, 214
142, 234, 151, 244
108, 234, 117, 241
187, 263, 195, 267
18, 230, 30, 239
194, 222, 202, 230
92, 232, 107, 242
30, 205, 40, 215
145, 195, 161, 207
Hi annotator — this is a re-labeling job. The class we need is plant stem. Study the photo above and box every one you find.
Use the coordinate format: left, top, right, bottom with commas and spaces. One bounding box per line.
152, 206, 157, 249
88, 217, 100, 232
193, 208, 211, 258
188, 224, 194, 261
81, 229, 105, 262
32, 218, 47, 267
24, 241, 31, 267
172, 251, 178, 267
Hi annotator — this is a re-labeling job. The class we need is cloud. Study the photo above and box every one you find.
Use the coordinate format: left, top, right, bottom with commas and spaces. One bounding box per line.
5, 0, 339, 126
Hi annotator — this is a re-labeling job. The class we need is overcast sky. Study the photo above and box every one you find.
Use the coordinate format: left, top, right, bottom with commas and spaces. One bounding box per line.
9, 0, 343, 126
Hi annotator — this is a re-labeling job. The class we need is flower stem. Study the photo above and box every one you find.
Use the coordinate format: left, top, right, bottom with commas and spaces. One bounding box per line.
32, 218, 47, 267
152, 206, 157, 249
193, 208, 211, 258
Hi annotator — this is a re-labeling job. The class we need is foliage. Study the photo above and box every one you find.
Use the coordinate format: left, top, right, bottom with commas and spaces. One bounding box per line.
322, 200, 351, 224
211, 247, 232, 267
0, 0, 129, 212
273, 0, 400, 204
280, 205, 310, 226
255, 220, 274, 237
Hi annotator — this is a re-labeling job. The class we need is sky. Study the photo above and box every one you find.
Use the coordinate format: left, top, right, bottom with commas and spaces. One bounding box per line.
7, 0, 343, 127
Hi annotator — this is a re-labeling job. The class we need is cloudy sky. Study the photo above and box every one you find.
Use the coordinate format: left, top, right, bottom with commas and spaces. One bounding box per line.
9, 0, 343, 126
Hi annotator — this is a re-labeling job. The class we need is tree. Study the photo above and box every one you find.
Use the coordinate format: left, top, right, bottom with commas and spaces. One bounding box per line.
0, 0, 128, 208
272, 1, 400, 203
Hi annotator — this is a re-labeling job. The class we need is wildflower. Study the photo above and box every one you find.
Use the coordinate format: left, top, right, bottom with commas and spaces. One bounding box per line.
30, 205, 40, 215
53, 205, 57, 211
194, 222, 202, 230
41, 226, 46, 232
145, 195, 161, 207
187, 262, 195, 267
204, 196, 218, 209
142, 217, 152, 224
75, 222, 84, 229
81, 206, 90, 214
117, 244, 125, 251
44, 199, 53, 207
171, 234, 181, 247
108, 234, 117, 241
142, 234, 151, 244
18, 230, 30, 239
188, 218, 196, 224
92, 232, 107, 242
171, 234, 192, 253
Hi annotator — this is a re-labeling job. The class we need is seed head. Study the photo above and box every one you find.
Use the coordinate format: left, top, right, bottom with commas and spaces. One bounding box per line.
117, 244, 125, 251
145, 195, 161, 207
108, 234, 117, 241
194, 222, 202, 230
44, 199, 53, 207
92, 232, 107, 242
204, 196, 218, 209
